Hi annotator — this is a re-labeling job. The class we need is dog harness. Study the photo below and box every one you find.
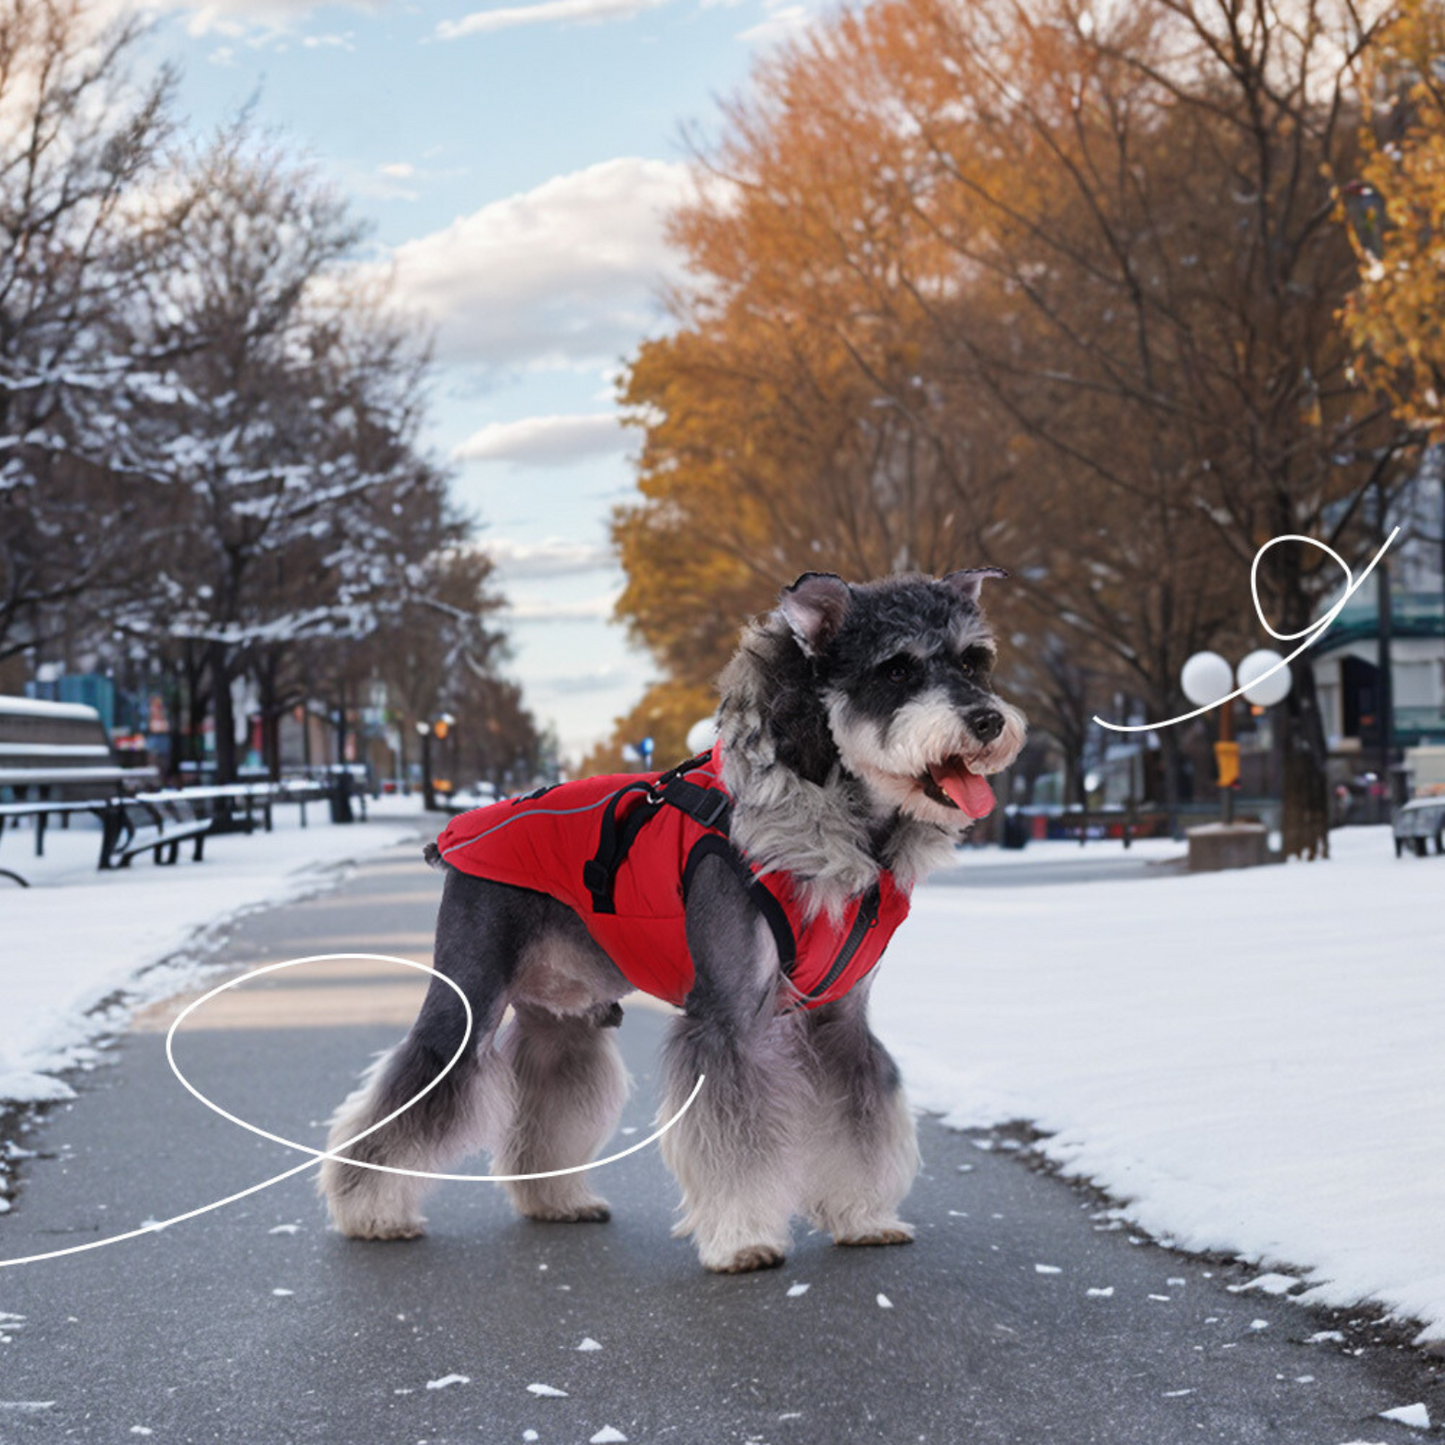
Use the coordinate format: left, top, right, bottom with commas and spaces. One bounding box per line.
433, 749, 911, 1011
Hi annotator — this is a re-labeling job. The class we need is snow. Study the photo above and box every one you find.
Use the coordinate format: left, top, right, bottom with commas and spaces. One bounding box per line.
1379, 1404, 1431, 1430
875, 827, 1445, 1345
786, 1282, 810, 1298
876, 1293, 893, 1309
576, 1337, 602, 1351
425, 1375, 470, 1391
526, 1383, 567, 1397
0, 802, 426, 1107
1230, 1273, 1300, 1296
590, 1430, 628, 1443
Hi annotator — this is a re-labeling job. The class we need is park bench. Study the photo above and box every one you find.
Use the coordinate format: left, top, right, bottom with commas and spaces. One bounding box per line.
1, 696, 160, 885
100, 795, 211, 869
1, 695, 365, 885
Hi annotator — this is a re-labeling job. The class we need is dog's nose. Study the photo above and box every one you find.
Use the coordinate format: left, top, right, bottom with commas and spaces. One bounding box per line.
969, 709, 1004, 743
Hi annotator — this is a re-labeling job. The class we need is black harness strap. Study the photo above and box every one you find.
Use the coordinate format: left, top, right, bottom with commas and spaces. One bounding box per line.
582, 751, 727, 914
582, 779, 654, 914
658, 776, 731, 832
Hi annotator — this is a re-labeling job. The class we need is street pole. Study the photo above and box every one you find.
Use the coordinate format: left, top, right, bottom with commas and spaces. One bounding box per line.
1218, 697, 1236, 827
1375, 474, 1397, 813
418, 722, 435, 812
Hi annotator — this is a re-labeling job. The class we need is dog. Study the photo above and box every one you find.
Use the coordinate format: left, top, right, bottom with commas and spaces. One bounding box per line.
318, 569, 1026, 1273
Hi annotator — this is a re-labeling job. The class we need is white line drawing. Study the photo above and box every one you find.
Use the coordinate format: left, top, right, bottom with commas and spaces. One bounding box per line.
0, 952, 705, 1269
1094, 527, 1401, 733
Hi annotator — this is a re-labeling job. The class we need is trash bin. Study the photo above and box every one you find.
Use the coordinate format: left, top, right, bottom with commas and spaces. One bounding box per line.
329, 769, 354, 824
1001, 807, 1028, 850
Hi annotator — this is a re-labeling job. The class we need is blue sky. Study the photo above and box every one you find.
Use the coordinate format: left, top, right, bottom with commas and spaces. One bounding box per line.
138, 0, 819, 758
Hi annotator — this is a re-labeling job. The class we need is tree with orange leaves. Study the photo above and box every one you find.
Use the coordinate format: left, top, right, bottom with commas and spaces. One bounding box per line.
1341, 0, 1445, 437
614, 0, 1415, 855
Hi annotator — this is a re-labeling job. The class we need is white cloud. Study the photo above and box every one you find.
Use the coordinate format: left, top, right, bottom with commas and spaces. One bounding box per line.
737, 1, 813, 46
436, 0, 672, 40
379, 161, 416, 179
150, 0, 381, 38
507, 591, 622, 622
480, 537, 617, 578
535, 666, 633, 696
454, 413, 628, 467
383, 157, 692, 372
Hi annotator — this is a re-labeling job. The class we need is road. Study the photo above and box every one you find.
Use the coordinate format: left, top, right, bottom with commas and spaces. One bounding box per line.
0, 834, 1439, 1444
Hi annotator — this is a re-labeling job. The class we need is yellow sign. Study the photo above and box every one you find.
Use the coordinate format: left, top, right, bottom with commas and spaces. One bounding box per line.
1214, 740, 1240, 789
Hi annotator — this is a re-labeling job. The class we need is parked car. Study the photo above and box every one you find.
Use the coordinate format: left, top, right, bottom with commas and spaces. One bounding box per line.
445, 781, 499, 814
1391, 797, 1445, 857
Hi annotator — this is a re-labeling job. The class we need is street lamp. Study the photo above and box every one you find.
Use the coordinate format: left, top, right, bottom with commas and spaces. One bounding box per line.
1181, 649, 1292, 825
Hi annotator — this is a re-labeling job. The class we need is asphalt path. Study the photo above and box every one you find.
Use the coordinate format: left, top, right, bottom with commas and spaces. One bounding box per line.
0, 835, 1440, 1445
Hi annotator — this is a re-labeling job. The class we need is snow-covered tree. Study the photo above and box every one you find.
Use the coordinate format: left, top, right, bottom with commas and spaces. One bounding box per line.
0, 0, 173, 665
115, 124, 462, 780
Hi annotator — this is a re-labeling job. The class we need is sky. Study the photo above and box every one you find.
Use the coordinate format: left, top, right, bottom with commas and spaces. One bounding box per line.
135, 0, 822, 760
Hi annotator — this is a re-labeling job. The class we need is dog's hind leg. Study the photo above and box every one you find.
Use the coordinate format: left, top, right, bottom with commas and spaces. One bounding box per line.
318, 871, 520, 1240
662, 852, 807, 1274
799, 982, 920, 1247
495, 1002, 628, 1223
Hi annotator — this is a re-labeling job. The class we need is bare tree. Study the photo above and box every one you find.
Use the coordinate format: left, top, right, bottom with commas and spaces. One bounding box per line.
0, 0, 173, 665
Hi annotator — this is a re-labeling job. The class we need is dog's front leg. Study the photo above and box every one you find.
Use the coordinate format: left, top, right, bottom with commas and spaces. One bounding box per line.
660, 852, 805, 1274
799, 982, 919, 1247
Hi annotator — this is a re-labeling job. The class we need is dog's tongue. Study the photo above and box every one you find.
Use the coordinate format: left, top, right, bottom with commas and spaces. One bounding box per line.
929, 758, 995, 819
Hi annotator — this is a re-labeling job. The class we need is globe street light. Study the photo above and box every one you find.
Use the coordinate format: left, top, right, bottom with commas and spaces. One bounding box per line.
1181, 648, 1292, 825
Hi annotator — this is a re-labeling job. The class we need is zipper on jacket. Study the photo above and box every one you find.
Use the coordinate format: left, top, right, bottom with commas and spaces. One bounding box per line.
803, 883, 881, 1001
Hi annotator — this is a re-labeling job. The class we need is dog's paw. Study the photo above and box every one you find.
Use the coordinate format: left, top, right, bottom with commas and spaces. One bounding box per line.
708, 1244, 787, 1274
338, 1217, 427, 1241
834, 1222, 916, 1247
522, 1200, 612, 1224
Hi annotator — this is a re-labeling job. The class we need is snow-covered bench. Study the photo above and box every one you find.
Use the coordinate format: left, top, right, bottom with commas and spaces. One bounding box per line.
100, 796, 212, 870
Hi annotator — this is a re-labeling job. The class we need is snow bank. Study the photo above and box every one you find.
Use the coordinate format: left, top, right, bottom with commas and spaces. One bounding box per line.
0, 802, 427, 1105
875, 827, 1445, 1345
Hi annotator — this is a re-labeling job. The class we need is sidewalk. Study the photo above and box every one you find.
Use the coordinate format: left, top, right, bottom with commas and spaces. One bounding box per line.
0, 799, 428, 1110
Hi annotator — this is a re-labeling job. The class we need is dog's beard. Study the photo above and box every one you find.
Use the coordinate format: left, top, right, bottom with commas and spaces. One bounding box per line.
826, 688, 1027, 827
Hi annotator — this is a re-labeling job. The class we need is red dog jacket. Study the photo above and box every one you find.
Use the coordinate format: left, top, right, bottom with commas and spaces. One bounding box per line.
434, 749, 911, 1010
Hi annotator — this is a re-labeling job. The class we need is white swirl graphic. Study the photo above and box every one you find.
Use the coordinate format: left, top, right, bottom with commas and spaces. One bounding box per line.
0, 952, 705, 1269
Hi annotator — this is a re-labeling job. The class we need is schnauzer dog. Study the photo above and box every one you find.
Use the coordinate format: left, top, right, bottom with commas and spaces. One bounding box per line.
319, 569, 1026, 1272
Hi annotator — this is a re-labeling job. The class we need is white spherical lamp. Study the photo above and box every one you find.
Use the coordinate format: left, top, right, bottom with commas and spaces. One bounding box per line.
1237, 649, 1292, 708
1181, 651, 1234, 708
686, 716, 719, 754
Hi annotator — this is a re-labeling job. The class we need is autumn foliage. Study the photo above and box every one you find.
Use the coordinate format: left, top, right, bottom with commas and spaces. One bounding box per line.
1342, 0, 1445, 436
611, 0, 1418, 856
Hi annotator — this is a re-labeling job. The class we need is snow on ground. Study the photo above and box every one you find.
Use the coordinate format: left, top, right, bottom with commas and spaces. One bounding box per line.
874, 826, 1445, 1345
4, 797, 1442, 1351
0, 797, 429, 1106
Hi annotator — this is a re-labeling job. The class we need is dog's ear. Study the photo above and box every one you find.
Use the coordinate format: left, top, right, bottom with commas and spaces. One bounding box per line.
779, 572, 851, 656
943, 567, 1009, 604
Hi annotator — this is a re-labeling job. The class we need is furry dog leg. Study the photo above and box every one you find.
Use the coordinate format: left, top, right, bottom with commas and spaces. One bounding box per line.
495, 1002, 628, 1222
662, 852, 808, 1273
318, 872, 518, 1240
800, 983, 919, 1246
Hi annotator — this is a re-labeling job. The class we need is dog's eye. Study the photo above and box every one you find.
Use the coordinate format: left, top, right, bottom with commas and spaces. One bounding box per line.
881, 656, 915, 685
